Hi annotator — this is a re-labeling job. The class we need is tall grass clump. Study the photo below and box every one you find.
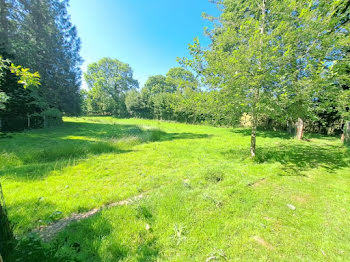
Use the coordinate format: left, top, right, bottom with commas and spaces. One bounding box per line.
20, 142, 120, 164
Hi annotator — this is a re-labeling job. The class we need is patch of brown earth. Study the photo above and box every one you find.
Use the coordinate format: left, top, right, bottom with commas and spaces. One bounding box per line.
33, 193, 145, 242
252, 236, 274, 250
248, 178, 267, 188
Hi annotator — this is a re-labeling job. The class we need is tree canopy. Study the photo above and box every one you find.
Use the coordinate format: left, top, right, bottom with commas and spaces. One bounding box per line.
84, 58, 139, 116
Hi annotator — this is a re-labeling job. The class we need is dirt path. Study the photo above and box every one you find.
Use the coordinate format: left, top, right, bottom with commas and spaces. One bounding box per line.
33, 193, 145, 242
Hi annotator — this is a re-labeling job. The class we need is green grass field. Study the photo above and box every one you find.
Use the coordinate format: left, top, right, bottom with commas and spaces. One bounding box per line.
1, 117, 350, 261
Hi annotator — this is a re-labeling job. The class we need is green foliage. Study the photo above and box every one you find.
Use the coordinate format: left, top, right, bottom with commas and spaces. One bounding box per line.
84, 58, 139, 116
0, 91, 8, 110
179, 0, 350, 153
0, 56, 41, 113
124, 67, 207, 123
144, 74, 175, 94
1, 0, 82, 115
9, 63, 40, 89
125, 89, 146, 117
166, 67, 198, 92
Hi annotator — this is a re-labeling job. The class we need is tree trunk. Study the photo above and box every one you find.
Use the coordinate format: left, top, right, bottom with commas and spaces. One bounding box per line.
287, 120, 294, 135
0, 182, 13, 258
296, 118, 304, 140
249, 0, 265, 158
43, 115, 47, 128
250, 111, 257, 157
342, 121, 350, 144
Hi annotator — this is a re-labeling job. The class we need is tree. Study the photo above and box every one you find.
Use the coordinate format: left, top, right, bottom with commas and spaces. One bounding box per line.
181, 0, 350, 154
326, 0, 350, 143
144, 75, 174, 94
0, 56, 40, 105
166, 67, 198, 93
141, 75, 176, 118
84, 58, 139, 116
125, 89, 145, 117
183, 0, 289, 157
1, 0, 82, 115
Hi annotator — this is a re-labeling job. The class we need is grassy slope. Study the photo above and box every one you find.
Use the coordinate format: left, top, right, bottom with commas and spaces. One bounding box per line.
1, 117, 349, 261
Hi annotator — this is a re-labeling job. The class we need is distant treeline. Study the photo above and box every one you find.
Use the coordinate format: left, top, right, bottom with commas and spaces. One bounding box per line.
0, 0, 82, 131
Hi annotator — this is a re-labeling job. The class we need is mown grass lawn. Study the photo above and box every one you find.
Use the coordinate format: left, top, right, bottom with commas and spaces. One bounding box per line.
1, 117, 349, 261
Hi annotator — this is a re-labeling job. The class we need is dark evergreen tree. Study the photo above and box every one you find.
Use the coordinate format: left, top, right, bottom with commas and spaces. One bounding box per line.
1, 0, 82, 115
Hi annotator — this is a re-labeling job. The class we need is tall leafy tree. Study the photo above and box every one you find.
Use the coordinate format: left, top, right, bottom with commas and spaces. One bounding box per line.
166, 67, 198, 93
183, 0, 289, 157
1, 0, 82, 115
182, 0, 350, 154
144, 75, 174, 94
324, 0, 350, 143
84, 58, 139, 116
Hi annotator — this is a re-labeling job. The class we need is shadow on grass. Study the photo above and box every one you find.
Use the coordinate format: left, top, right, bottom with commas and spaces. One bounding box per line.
230, 128, 294, 139
48, 213, 159, 262
6, 199, 61, 235
0, 122, 209, 179
231, 128, 339, 141
6, 214, 116, 262
51, 214, 125, 261
223, 143, 350, 174
0, 121, 211, 181
8, 209, 160, 262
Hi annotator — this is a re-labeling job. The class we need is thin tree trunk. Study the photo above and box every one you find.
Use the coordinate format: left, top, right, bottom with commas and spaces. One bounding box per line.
250, 109, 258, 157
250, 0, 265, 158
341, 119, 345, 143
296, 118, 304, 140
342, 121, 350, 144
250, 122, 257, 157
287, 120, 294, 135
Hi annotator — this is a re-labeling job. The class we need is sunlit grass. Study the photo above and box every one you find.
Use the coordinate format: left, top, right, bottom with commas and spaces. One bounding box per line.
1, 117, 350, 261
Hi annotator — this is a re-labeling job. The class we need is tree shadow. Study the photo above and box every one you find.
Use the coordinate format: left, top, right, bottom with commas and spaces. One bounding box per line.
157, 132, 211, 142
7, 213, 119, 262
50, 214, 127, 262
223, 143, 350, 174
49, 212, 159, 262
6, 198, 61, 235
230, 128, 294, 139
0, 120, 211, 181
136, 237, 159, 262
230, 128, 339, 141
8, 200, 160, 261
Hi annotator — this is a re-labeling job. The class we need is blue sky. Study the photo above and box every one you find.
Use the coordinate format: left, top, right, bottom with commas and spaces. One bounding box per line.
67, 0, 219, 88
